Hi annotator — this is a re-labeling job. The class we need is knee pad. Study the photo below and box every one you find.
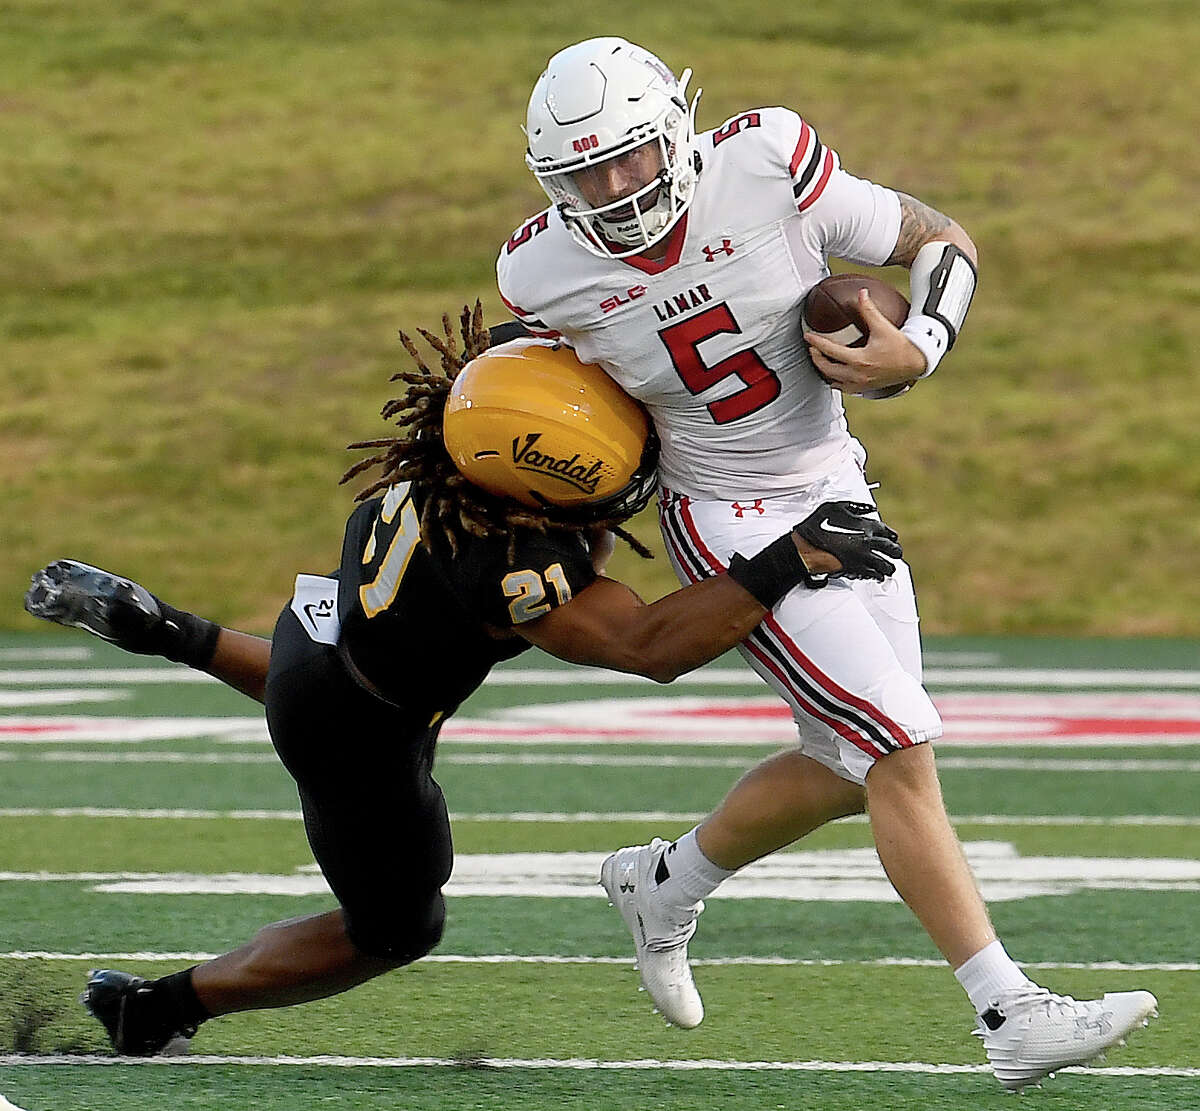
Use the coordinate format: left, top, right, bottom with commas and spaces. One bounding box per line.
345, 890, 447, 964
877, 668, 942, 744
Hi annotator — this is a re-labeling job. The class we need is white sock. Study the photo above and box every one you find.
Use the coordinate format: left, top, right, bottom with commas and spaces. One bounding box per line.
954, 939, 1036, 1014
652, 828, 734, 910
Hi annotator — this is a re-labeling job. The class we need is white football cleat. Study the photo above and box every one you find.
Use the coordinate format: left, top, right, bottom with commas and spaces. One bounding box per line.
974, 985, 1158, 1091
600, 838, 704, 1029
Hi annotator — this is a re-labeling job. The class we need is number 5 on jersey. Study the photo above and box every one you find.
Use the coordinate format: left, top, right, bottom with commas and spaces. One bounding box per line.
659, 302, 781, 424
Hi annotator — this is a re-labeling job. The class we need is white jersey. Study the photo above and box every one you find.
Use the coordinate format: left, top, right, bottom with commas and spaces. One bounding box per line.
497, 107, 902, 501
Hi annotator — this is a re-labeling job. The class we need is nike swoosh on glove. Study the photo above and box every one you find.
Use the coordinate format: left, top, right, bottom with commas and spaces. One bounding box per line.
792, 501, 902, 582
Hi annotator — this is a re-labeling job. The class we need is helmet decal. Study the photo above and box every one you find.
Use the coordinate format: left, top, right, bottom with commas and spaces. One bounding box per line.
511, 432, 608, 496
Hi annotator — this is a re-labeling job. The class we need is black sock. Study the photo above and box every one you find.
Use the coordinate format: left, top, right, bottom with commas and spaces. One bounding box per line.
153, 967, 212, 1030
155, 603, 221, 670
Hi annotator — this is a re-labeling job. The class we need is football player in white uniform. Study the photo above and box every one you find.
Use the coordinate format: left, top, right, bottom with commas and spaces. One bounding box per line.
498, 37, 1157, 1091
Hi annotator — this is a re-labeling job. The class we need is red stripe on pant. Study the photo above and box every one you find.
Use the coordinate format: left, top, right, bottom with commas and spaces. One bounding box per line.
669, 495, 912, 755
743, 633, 889, 760
762, 612, 914, 752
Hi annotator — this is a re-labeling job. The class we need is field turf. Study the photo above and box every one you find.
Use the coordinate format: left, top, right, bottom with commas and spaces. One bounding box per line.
1, 633, 1197, 1110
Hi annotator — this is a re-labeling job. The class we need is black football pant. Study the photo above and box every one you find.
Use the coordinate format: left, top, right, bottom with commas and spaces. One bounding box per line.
264, 606, 452, 961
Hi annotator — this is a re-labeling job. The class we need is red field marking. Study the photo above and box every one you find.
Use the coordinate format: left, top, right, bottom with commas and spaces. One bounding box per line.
3, 695, 1200, 745
447, 692, 1200, 746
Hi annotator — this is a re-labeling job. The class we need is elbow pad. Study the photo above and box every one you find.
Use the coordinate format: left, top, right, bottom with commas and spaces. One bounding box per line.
901, 240, 978, 377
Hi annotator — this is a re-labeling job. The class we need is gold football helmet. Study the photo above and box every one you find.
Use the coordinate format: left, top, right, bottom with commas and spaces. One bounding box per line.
443, 339, 659, 521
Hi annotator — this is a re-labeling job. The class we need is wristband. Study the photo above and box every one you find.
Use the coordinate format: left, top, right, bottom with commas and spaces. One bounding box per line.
158, 968, 212, 1026
726, 533, 825, 609
156, 601, 221, 669
900, 314, 951, 378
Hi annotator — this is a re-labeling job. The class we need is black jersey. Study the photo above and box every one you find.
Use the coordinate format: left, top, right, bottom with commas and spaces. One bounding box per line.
336, 481, 596, 717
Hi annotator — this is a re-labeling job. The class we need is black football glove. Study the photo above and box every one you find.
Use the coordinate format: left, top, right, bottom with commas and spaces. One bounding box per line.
793, 501, 903, 583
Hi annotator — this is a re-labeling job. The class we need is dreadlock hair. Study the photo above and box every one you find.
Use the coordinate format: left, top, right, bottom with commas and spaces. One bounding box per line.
340, 302, 653, 563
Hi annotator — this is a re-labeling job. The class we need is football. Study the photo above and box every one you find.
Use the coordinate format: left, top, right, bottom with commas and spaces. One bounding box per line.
802, 273, 915, 399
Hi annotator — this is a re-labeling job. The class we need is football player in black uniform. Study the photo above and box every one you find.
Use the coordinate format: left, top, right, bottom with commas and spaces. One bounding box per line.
24, 306, 903, 1056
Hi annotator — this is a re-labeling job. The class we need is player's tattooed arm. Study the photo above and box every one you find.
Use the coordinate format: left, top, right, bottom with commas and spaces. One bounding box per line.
886, 193, 978, 267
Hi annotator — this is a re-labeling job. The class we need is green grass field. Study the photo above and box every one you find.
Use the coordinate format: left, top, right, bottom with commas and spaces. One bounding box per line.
1, 633, 1197, 1110
3, 0, 1200, 634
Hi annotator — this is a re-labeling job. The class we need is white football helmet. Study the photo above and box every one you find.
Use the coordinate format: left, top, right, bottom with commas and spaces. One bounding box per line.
524, 38, 702, 259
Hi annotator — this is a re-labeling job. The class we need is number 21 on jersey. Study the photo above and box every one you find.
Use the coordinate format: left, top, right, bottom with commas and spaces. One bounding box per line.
503, 563, 572, 623
359, 482, 421, 619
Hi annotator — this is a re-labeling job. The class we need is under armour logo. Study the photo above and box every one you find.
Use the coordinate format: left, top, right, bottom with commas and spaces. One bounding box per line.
732, 500, 765, 517
1074, 1012, 1113, 1039
702, 239, 735, 261
619, 880, 635, 893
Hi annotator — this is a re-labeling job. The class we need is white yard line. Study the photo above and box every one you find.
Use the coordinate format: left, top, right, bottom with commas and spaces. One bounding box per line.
922, 652, 1000, 665
428, 733, 1200, 748
0, 1054, 1192, 1077
1, 807, 1199, 825
0, 751, 752, 768
0, 808, 306, 820
935, 757, 1200, 772
0, 668, 214, 685
3, 952, 1197, 972
0, 690, 124, 707
0, 647, 92, 661
924, 669, 1200, 689
0, 752, 282, 764
6, 846, 1200, 901
8, 698, 1200, 747
3, 750, 1200, 772
5, 731, 1200, 748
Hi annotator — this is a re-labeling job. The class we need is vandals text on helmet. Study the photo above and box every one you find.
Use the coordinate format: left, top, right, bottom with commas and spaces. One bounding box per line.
512, 433, 604, 493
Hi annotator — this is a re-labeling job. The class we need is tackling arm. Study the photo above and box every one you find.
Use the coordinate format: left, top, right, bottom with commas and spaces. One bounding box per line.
516, 572, 777, 683
517, 503, 902, 683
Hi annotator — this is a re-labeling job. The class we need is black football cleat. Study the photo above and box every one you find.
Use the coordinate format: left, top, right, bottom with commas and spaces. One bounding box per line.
25, 560, 163, 648
81, 969, 196, 1056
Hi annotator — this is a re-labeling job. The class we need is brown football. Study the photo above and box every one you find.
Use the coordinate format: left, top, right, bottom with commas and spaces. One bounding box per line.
802, 273, 914, 399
